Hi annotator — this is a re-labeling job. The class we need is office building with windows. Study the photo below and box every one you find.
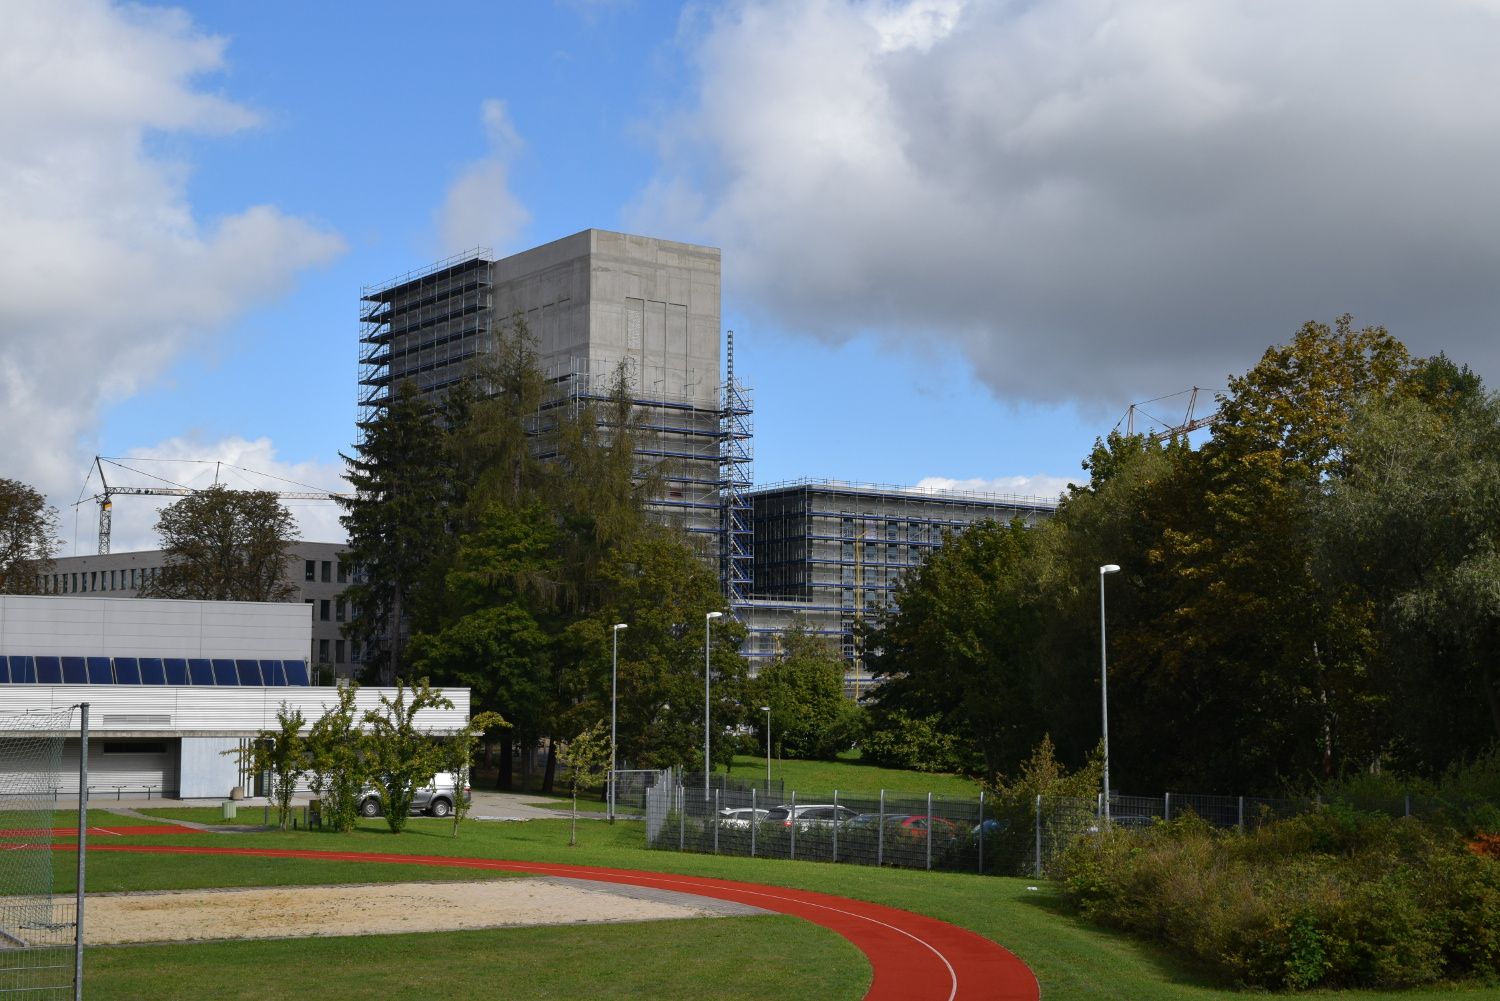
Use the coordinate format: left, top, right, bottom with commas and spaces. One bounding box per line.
734, 480, 1058, 695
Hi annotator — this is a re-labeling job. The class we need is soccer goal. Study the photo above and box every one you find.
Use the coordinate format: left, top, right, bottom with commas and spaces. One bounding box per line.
0, 705, 86, 1001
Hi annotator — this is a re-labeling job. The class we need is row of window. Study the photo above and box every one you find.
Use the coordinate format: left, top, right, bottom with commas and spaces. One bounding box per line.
304, 559, 350, 584
39, 566, 163, 595
314, 637, 359, 665
304, 598, 349, 622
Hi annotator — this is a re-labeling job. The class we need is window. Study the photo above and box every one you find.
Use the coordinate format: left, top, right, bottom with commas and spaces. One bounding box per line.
335, 640, 345, 664
319, 600, 331, 621
321, 561, 331, 583
318, 639, 330, 663
305, 560, 316, 581
335, 598, 346, 622
351, 639, 362, 663
89, 572, 97, 591
336, 560, 348, 584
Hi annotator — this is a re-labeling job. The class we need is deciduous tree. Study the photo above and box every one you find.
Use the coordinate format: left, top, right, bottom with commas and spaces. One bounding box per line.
0, 477, 60, 594
139, 485, 296, 601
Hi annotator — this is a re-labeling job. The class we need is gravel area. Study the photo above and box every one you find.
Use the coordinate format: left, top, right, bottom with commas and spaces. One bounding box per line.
84, 877, 767, 945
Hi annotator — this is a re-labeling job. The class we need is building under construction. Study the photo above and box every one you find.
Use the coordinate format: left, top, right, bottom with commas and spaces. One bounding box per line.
358, 230, 751, 590
734, 480, 1058, 695
359, 229, 1061, 692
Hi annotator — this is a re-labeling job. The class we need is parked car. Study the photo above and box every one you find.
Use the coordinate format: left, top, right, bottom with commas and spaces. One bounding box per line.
762, 804, 860, 829
717, 807, 769, 828
357, 772, 469, 819
846, 812, 962, 842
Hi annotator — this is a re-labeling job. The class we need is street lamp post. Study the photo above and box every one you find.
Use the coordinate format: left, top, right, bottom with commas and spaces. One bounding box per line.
1099, 564, 1121, 826
704, 611, 723, 802
609, 622, 627, 822
761, 705, 772, 787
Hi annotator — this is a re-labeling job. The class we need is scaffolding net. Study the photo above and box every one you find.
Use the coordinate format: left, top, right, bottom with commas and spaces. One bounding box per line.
0, 707, 78, 1000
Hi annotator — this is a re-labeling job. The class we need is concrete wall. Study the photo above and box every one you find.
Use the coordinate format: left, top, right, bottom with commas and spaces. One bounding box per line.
0, 596, 308, 660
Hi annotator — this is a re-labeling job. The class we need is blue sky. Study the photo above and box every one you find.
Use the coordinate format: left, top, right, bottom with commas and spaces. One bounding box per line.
7, 1, 1500, 553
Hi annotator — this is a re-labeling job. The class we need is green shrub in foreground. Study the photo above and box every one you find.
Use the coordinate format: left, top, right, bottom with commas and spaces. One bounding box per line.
1056, 809, 1500, 991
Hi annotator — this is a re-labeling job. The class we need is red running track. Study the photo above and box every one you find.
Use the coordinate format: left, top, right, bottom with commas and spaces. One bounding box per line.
81, 843, 1039, 1001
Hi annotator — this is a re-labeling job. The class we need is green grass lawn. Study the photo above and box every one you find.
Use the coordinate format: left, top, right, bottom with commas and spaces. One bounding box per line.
35, 816, 1500, 1001
719, 751, 982, 800
135, 805, 276, 826
51, 815, 1500, 999
86, 914, 865, 1001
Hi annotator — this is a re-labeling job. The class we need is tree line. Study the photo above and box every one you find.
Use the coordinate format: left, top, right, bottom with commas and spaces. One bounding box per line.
338, 322, 748, 791
865, 316, 1500, 795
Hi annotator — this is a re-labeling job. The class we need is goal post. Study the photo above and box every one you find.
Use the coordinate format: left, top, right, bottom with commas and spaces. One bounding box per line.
0, 704, 85, 1001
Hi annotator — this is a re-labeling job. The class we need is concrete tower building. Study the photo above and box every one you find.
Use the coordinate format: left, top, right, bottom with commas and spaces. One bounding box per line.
359, 230, 749, 576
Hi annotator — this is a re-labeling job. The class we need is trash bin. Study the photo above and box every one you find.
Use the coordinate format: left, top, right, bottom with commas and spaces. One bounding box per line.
308, 798, 322, 829
222, 800, 237, 821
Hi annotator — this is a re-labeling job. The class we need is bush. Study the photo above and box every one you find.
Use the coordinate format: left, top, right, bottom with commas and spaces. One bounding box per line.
1057, 808, 1500, 991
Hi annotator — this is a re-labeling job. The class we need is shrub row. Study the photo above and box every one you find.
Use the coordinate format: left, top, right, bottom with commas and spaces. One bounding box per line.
1056, 808, 1500, 991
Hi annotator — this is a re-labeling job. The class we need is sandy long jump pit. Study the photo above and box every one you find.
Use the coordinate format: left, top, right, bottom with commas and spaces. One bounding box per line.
84, 877, 769, 945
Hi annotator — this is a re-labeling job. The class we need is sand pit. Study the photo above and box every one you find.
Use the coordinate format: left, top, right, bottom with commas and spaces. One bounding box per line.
84, 877, 768, 945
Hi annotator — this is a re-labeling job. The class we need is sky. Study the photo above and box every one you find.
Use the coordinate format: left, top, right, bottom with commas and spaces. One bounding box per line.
5, 0, 1500, 555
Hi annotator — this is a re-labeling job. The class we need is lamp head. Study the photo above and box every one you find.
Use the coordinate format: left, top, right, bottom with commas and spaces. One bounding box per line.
612, 623, 628, 631
706, 611, 724, 620
760, 705, 771, 712
1100, 564, 1121, 575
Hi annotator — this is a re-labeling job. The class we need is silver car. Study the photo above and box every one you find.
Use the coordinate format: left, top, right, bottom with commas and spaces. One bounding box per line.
357, 772, 468, 819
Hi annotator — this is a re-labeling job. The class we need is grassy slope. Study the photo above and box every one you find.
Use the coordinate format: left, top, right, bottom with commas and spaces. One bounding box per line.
59, 816, 1500, 1000
719, 751, 982, 800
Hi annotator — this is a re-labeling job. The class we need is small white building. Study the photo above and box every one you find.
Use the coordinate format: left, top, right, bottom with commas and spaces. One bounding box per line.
0, 595, 470, 799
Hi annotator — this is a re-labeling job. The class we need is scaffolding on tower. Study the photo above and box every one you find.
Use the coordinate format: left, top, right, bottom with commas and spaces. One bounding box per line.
720, 331, 754, 604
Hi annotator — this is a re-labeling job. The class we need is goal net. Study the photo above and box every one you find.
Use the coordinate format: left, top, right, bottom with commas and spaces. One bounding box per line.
0, 707, 80, 1000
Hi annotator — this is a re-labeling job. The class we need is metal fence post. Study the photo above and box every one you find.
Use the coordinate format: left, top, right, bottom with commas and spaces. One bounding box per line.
789, 790, 797, 860
713, 788, 720, 854
978, 789, 985, 875
678, 783, 685, 851
877, 790, 885, 867
750, 786, 757, 857
1405, 794, 1411, 818
926, 792, 933, 871
1164, 792, 1171, 822
1237, 795, 1244, 833
1034, 793, 1042, 879
832, 789, 839, 863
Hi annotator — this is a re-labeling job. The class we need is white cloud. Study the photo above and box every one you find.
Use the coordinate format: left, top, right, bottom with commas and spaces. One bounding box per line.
633, 0, 1500, 410
78, 436, 348, 555
916, 474, 1074, 503
0, 0, 343, 520
436, 99, 531, 254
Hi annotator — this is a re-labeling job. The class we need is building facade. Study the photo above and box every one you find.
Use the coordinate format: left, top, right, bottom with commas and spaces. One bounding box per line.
0, 595, 471, 798
358, 230, 749, 580
45, 542, 359, 678
735, 479, 1059, 695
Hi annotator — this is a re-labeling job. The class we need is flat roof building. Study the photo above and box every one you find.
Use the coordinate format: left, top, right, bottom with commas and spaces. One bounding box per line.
736, 479, 1058, 695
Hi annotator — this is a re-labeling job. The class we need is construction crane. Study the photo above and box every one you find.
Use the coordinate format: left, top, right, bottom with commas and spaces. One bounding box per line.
1118, 387, 1220, 443
78, 456, 349, 555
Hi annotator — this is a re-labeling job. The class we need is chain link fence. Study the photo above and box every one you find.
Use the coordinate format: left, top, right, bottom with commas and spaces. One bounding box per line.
645, 779, 1471, 877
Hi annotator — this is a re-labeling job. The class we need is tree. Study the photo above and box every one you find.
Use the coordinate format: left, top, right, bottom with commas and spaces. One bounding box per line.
227, 704, 307, 830
756, 620, 861, 760
361, 678, 454, 833
439, 710, 509, 836
558, 719, 610, 846
340, 381, 457, 683
0, 477, 60, 594
1322, 378, 1500, 767
866, 516, 1055, 779
137, 485, 296, 601
304, 684, 367, 833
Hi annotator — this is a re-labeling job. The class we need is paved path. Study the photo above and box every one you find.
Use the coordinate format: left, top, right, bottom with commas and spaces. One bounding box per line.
77, 843, 1040, 1001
